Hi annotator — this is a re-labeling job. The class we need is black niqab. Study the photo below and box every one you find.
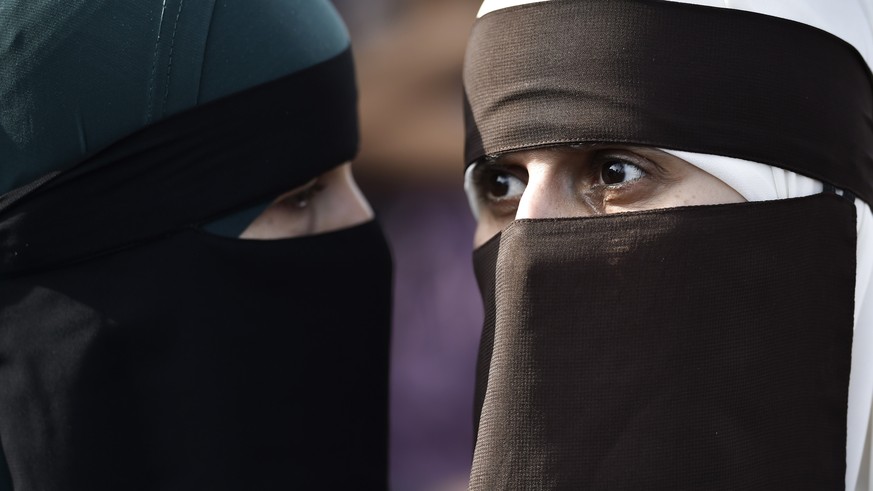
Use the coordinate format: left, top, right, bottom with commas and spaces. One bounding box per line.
0, 48, 393, 490
471, 195, 855, 489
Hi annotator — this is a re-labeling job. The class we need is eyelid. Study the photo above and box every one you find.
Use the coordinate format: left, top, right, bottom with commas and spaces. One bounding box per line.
470, 163, 528, 201
469, 161, 528, 221
275, 178, 324, 207
472, 160, 528, 184
275, 178, 316, 201
590, 151, 658, 188
594, 149, 666, 177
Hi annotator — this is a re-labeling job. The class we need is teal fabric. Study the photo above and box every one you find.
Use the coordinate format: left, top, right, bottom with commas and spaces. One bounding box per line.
0, 0, 350, 195
199, 0, 350, 104
0, 0, 353, 484
200, 200, 271, 236
197, 0, 350, 237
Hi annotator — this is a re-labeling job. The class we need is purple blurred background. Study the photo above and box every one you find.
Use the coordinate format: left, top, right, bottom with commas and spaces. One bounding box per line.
330, 1, 483, 489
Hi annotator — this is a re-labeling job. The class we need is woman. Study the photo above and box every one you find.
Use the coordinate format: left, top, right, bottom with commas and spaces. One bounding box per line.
463, 0, 873, 488
0, 1, 391, 489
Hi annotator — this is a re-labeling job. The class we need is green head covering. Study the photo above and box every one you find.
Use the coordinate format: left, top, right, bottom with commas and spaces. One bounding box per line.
0, 0, 350, 195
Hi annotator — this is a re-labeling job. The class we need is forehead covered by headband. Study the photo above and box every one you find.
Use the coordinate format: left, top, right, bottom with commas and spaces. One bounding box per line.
0, 47, 358, 275
0, 0, 359, 274
0, 0, 353, 195
463, 0, 873, 204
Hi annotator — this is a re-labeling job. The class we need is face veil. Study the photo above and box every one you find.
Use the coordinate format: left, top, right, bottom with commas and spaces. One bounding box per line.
464, 0, 873, 489
0, 1, 392, 489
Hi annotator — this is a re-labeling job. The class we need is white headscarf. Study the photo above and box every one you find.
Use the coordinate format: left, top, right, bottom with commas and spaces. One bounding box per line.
473, 1, 873, 489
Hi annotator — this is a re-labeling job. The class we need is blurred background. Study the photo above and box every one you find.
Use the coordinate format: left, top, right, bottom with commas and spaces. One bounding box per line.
329, 1, 483, 490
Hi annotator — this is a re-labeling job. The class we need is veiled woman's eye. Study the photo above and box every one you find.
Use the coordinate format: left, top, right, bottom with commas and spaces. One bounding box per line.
601, 160, 646, 185
477, 168, 526, 202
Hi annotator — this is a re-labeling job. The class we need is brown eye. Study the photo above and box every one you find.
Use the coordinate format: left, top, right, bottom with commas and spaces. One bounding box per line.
601, 160, 646, 185
472, 164, 527, 203
488, 173, 511, 197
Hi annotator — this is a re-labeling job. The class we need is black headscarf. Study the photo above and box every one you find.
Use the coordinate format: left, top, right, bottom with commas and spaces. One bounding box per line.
0, 1, 392, 489
464, 0, 871, 488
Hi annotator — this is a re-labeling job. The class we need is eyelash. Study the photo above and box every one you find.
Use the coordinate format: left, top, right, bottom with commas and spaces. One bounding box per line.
473, 153, 650, 184
283, 180, 326, 209
594, 156, 649, 187
472, 164, 526, 200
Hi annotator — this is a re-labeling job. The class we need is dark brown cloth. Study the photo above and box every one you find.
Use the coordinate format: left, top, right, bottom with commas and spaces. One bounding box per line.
463, 0, 873, 204
471, 194, 856, 490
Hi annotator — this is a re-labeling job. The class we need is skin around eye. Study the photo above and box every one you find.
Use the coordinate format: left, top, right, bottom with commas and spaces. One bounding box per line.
600, 160, 646, 185
275, 178, 326, 210
471, 145, 746, 247
483, 170, 526, 200
275, 178, 325, 208
582, 149, 671, 210
471, 162, 528, 218
239, 163, 373, 240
